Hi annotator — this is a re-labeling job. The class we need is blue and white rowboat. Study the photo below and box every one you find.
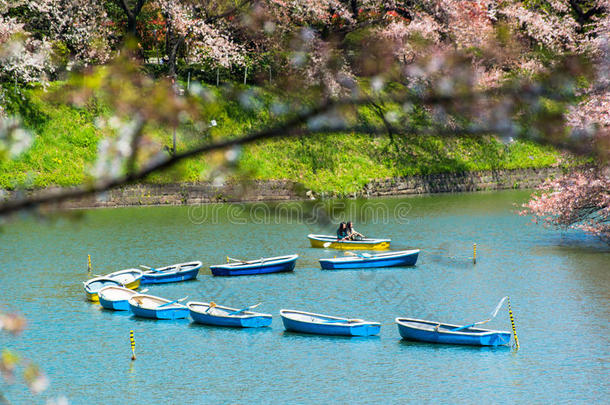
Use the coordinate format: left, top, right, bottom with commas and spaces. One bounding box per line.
188, 302, 272, 328
83, 277, 123, 302
319, 249, 420, 269
140, 261, 202, 284
396, 318, 512, 346
98, 286, 141, 311
128, 294, 189, 320
280, 309, 381, 336
210, 255, 298, 276
103, 268, 143, 289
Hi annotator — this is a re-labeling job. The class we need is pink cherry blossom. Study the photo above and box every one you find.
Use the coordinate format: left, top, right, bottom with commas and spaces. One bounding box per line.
521, 168, 610, 243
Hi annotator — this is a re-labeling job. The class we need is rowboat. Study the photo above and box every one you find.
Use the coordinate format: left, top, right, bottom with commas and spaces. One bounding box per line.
83, 277, 123, 302
395, 318, 512, 346
280, 309, 381, 336
307, 234, 390, 250
140, 261, 202, 284
210, 255, 298, 276
103, 268, 143, 289
188, 302, 272, 328
128, 294, 189, 320
319, 249, 420, 269
98, 286, 141, 311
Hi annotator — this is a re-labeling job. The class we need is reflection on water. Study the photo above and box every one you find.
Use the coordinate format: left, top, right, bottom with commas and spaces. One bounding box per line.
397, 338, 513, 353
281, 330, 382, 342
0, 190, 608, 404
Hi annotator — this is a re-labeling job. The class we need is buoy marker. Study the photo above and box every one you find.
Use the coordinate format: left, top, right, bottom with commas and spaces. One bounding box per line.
130, 330, 136, 360
507, 297, 520, 350
473, 243, 477, 264
87, 254, 92, 273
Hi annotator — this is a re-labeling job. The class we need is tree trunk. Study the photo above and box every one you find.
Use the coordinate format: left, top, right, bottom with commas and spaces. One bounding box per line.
167, 35, 184, 78
116, 0, 146, 40
350, 0, 358, 20
127, 15, 138, 38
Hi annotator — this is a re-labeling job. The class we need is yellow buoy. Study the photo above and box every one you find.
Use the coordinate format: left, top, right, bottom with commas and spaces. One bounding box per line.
130, 330, 136, 360
507, 297, 519, 349
473, 243, 477, 264
88, 254, 92, 273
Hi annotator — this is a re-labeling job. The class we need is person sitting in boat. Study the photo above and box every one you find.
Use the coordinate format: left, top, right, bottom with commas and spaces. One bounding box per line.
337, 222, 349, 240
346, 221, 364, 241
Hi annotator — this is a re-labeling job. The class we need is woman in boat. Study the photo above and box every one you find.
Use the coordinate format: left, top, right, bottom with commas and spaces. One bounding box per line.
337, 222, 349, 240
346, 221, 364, 241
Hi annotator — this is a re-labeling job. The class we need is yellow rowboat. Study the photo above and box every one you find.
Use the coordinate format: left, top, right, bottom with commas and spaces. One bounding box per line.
307, 234, 391, 250
83, 277, 123, 302
103, 268, 143, 290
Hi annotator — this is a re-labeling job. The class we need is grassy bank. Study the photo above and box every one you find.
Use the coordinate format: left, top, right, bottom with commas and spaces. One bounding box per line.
240, 134, 561, 194
1, 82, 565, 194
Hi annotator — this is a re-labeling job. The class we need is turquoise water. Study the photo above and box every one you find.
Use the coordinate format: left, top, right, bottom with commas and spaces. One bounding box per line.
1, 190, 608, 404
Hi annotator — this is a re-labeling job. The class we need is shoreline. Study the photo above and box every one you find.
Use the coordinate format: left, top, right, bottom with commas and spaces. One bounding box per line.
2, 167, 563, 210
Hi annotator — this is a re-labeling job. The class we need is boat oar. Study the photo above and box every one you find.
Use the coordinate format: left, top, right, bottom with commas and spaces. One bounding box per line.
205, 302, 217, 313
322, 318, 364, 323
140, 265, 162, 272
227, 256, 266, 265
139, 265, 161, 273
228, 303, 261, 316
451, 296, 508, 332
344, 252, 372, 259
158, 296, 188, 308
226, 256, 247, 264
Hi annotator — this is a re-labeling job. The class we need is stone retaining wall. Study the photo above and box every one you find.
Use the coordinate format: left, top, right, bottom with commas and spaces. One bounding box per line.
361, 167, 562, 197
3, 167, 563, 209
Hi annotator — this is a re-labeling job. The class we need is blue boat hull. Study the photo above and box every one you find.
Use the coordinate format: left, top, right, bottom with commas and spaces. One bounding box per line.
141, 268, 199, 284
211, 260, 296, 276
281, 316, 380, 337
130, 304, 189, 320
189, 310, 272, 328
320, 251, 419, 270
397, 321, 511, 346
99, 297, 130, 311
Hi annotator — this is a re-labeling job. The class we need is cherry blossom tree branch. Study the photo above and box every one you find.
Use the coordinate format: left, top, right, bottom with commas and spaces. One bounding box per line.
0, 97, 340, 216
0, 87, 502, 215
568, 0, 603, 29
204, 0, 255, 24
0, 80, 587, 217
520, 167, 610, 243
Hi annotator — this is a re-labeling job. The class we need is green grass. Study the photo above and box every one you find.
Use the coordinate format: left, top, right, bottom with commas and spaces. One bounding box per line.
0, 82, 565, 194
239, 133, 562, 194
1, 83, 100, 188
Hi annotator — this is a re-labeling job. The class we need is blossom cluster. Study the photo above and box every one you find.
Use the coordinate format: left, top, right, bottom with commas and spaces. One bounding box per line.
157, 0, 244, 68
27, 0, 113, 64
0, 15, 55, 83
521, 168, 610, 242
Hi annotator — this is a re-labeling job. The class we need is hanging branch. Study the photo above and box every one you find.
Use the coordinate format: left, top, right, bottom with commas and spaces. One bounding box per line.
0, 80, 601, 216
